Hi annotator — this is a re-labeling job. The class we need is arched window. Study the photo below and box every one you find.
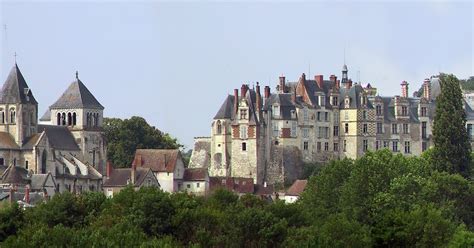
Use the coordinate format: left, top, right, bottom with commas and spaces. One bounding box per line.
217, 120, 222, 134
10, 108, 16, 124
86, 113, 91, 127
57, 113, 61, 125
93, 113, 98, 127
0, 108, 4, 124
72, 113, 77, 126
67, 113, 72, 126
61, 113, 66, 126
41, 150, 47, 174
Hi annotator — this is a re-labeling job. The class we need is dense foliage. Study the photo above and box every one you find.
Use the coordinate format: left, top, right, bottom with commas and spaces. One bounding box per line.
104, 116, 181, 167
460, 76, 474, 91
1, 150, 473, 247
432, 74, 472, 178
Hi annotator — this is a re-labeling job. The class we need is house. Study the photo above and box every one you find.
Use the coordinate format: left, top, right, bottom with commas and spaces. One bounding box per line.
209, 177, 254, 196
133, 149, 185, 193
102, 162, 159, 197
182, 168, 208, 195
254, 183, 275, 201
284, 179, 307, 203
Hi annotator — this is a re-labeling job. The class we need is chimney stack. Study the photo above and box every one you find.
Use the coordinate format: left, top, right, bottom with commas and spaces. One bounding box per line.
131, 159, 136, 185
423, 78, 431, 100
234, 89, 239, 113
256, 82, 261, 113
401, 81, 409, 98
241, 84, 248, 98
330, 75, 337, 83
336, 79, 341, 90
264, 86, 270, 99
279, 76, 286, 93
106, 161, 113, 179
315, 75, 324, 89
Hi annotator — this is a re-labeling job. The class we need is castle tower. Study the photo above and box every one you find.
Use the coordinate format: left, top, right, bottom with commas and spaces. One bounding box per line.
48, 71, 106, 173
341, 64, 349, 88
0, 64, 38, 146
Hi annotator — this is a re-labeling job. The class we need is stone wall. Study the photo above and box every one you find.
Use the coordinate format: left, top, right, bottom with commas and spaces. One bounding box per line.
265, 145, 303, 186
189, 137, 211, 169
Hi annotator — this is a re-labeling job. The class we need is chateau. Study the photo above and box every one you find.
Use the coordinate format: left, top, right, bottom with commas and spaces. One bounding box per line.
199, 64, 474, 185
0, 64, 106, 194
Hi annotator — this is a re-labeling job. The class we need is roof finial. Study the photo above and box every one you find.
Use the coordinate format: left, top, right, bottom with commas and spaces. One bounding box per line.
76, 71, 79, 80
14, 52, 17, 64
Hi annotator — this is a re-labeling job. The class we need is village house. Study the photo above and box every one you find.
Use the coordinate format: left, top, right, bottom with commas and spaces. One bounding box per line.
102, 162, 159, 197
182, 167, 209, 195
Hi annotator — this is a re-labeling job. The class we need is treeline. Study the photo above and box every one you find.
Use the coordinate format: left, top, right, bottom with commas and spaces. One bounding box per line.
0, 150, 473, 247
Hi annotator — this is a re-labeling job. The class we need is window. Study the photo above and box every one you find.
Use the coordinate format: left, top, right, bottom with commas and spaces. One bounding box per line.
187, 184, 191, 189
402, 106, 408, 116
333, 126, 339, 137
392, 141, 399, 152
317, 142, 321, 152
468, 124, 473, 139
291, 121, 297, 137
404, 141, 411, 154
376, 141, 380, 150
363, 124, 368, 134
334, 143, 339, 151
303, 128, 309, 138
363, 111, 367, 120
324, 112, 329, 121
240, 126, 248, 139
0, 108, 4, 124
72, 113, 76, 126
377, 122, 383, 134
10, 109, 16, 124
303, 108, 308, 121
344, 112, 349, 120
317, 112, 321, 121
240, 109, 248, 119
345, 123, 349, 133
332, 96, 338, 106
221, 179, 226, 185
318, 127, 328, 139
67, 112, 72, 126
324, 142, 329, 151
376, 105, 382, 116
242, 142, 247, 151
320, 96, 326, 106
61, 113, 66, 126
403, 123, 409, 134
217, 121, 222, 134
422, 142, 428, 152
303, 141, 308, 151
383, 141, 389, 148
0, 158, 3, 166
25, 161, 29, 170
392, 124, 398, 134
273, 123, 279, 137
197, 183, 200, 188
343, 140, 347, 152
421, 107, 427, 117
363, 140, 368, 152
422, 122, 427, 139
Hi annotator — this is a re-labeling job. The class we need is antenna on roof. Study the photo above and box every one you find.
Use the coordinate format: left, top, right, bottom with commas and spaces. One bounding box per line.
13, 52, 17, 64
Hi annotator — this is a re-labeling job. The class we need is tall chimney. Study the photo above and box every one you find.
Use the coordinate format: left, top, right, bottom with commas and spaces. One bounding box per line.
106, 161, 113, 179
234, 89, 239, 114
279, 76, 286, 93
401, 81, 409, 98
241, 84, 248, 98
256, 82, 261, 112
264, 86, 270, 99
131, 159, 136, 185
315, 75, 324, 89
330, 75, 337, 83
423, 78, 431, 100
336, 79, 340, 89
25, 186, 30, 204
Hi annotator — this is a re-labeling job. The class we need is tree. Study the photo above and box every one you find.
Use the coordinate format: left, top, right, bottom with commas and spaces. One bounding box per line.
432, 74, 472, 178
104, 116, 181, 167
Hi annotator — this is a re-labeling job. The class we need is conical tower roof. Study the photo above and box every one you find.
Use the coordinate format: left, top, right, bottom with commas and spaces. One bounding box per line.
0, 64, 37, 104
50, 74, 104, 110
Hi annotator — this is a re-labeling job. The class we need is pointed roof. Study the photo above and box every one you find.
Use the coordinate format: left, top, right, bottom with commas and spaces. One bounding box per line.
0, 64, 37, 104
50, 77, 104, 110
214, 95, 235, 119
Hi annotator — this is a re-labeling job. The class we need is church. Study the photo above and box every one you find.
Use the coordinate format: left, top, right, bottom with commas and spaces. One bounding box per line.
0, 63, 106, 194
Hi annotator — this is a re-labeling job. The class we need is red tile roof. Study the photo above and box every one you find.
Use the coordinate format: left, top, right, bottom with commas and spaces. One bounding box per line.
183, 168, 208, 181
209, 177, 254, 194
286, 180, 308, 196
133, 149, 181, 173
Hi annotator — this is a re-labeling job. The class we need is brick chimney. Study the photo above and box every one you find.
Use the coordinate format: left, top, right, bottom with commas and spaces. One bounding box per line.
315, 75, 324, 89
25, 186, 30, 204
264, 86, 270, 99
241, 84, 248, 98
131, 159, 136, 185
106, 161, 113, 179
401, 81, 409, 98
336, 79, 340, 89
423, 78, 431, 100
279, 76, 286, 93
256, 82, 261, 112
234, 89, 239, 113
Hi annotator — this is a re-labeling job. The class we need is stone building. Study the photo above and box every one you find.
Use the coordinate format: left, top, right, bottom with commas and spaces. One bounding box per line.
0, 63, 105, 194
202, 64, 474, 185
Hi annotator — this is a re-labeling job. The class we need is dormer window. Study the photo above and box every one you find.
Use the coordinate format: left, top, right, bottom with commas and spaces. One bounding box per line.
273, 105, 280, 117
332, 96, 338, 106
376, 105, 382, 116
240, 109, 247, 120
402, 106, 408, 116
420, 107, 427, 117
303, 108, 308, 121
320, 95, 326, 106
345, 97, 350, 108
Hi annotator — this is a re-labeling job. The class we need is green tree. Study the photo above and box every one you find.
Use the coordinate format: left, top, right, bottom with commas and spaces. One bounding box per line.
0, 203, 24, 242
432, 74, 472, 178
104, 116, 181, 167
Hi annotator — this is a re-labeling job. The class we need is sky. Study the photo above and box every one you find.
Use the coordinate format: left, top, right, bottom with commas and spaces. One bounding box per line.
0, 1, 473, 149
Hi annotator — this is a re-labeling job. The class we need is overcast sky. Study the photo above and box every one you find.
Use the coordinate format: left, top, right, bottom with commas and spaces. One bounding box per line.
1, 1, 473, 149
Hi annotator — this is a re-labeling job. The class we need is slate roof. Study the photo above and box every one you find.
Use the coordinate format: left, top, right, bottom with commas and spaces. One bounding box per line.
0, 132, 20, 150
50, 78, 104, 110
286, 179, 307, 196
40, 109, 51, 121
0, 64, 37, 104
183, 168, 208, 181
339, 84, 374, 109
38, 125, 80, 151
22, 133, 41, 150
214, 95, 235, 119
133, 149, 181, 173
1, 165, 30, 185
209, 177, 254, 194
30, 174, 54, 191
103, 167, 155, 187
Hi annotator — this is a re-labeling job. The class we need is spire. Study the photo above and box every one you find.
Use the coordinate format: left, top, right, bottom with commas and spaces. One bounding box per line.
0, 64, 37, 104
76, 71, 79, 80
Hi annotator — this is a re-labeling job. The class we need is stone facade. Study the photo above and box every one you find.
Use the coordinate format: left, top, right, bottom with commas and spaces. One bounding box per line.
202, 64, 474, 186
